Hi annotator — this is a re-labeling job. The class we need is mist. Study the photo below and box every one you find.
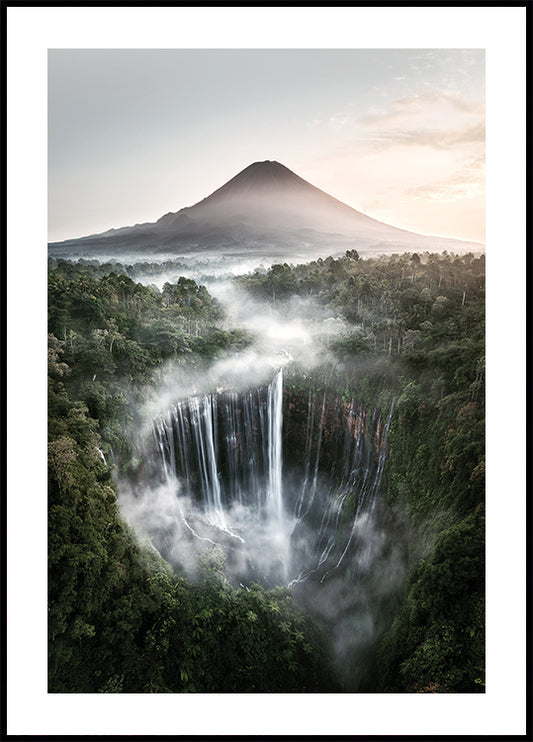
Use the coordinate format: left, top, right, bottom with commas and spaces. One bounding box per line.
106, 255, 410, 689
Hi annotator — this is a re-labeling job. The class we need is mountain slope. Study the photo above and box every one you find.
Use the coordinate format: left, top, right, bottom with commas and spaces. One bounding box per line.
49, 160, 483, 258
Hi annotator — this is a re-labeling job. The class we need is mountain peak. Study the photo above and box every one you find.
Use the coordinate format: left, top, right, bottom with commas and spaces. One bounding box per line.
249, 159, 281, 166
242, 160, 286, 170
194, 159, 307, 207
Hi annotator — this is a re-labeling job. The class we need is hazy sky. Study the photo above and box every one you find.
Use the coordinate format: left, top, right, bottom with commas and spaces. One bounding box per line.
49, 48, 485, 244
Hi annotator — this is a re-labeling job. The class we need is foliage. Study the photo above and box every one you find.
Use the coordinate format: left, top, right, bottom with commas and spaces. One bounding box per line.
48, 263, 333, 693
48, 385, 165, 692
144, 568, 334, 693
48, 263, 253, 464
48, 250, 485, 693
237, 250, 485, 692
376, 509, 485, 692
237, 250, 484, 374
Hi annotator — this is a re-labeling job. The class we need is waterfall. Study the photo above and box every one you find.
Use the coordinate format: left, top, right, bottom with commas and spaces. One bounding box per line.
195, 394, 226, 527
288, 395, 395, 586
319, 399, 395, 583
151, 370, 285, 526
128, 376, 394, 589
267, 369, 283, 523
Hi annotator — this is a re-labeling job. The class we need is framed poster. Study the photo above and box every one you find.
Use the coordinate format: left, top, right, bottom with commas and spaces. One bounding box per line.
4, 4, 528, 738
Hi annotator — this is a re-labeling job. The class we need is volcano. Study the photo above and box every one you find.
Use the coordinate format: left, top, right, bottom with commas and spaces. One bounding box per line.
48, 160, 482, 259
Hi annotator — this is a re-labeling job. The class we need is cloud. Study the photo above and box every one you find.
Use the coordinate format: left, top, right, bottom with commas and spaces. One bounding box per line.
361, 89, 483, 127
405, 153, 485, 201
328, 113, 351, 130
357, 88, 485, 159
394, 91, 483, 115
365, 122, 485, 151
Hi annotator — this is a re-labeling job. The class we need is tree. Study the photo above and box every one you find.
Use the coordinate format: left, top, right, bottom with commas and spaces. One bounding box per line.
345, 249, 360, 262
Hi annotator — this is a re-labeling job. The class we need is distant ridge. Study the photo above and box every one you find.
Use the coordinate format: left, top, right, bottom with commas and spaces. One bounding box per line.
49, 160, 484, 259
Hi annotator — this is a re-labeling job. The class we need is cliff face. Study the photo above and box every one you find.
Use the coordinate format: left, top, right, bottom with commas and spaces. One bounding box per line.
283, 384, 390, 483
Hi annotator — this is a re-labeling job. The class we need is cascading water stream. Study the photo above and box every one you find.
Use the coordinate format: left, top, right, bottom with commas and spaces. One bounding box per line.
142, 369, 288, 579
318, 399, 395, 583
125, 374, 395, 589
288, 395, 395, 586
267, 369, 284, 524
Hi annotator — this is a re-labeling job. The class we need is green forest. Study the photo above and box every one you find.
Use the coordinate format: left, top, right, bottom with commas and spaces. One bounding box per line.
48, 250, 485, 693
